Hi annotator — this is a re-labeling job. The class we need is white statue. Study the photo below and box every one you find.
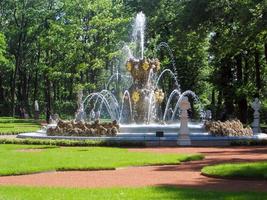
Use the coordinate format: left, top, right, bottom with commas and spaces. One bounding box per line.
251, 98, 261, 134
34, 100, 39, 111
206, 110, 212, 120
90, 110, 95, 121
95, 110, 100, 120
177, 96, 191, 146
34, 100, 39, 120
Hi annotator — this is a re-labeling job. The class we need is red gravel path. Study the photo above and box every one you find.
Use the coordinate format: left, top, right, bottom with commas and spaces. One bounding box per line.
0, 146, 267, 192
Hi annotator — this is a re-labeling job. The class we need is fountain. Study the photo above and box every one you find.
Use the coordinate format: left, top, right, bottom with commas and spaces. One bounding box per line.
44, 11, 206, 138
79, 12, 203, 125
17, 12, 267, 146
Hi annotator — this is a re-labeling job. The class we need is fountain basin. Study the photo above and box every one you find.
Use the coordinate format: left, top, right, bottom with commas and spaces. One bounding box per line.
17, 122, 267, 147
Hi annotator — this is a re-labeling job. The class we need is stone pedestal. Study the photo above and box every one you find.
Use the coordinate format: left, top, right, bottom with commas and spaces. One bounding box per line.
251, 98, 261, 134
177, 96, 191, 146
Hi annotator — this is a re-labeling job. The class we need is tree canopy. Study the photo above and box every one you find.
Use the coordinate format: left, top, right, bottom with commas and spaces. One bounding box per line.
0, 0, 266, 124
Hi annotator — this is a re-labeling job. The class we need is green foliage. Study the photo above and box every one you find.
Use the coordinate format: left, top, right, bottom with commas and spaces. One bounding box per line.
0, 0, 266, 122
0, 144, 203, 175
0, 33, 9, 68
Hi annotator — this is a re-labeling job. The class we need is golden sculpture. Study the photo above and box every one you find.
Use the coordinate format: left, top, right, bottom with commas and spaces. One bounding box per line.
126, 61, 132, 71
155, 59, 160, 71
125, 58, 163, 123
142, 59, 149, 71
132, 91, 140, 103
154, 89, 165, 103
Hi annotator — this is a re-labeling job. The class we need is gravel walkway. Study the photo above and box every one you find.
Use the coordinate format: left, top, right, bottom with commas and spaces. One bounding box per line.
0, 146, 267, 192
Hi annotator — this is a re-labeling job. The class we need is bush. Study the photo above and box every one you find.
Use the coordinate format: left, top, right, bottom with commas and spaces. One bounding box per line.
0, 138, 146, 147
231, 140, 267, 146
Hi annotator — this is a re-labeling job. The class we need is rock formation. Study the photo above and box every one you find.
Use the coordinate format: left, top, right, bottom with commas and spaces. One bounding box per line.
47, 120, 119, 137
204, 120, 253, 137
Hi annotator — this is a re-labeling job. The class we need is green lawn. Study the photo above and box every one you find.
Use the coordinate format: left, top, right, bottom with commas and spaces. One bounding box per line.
202, 161, 267, 179
0, 186, 266, 200
0, 117, 41, 135
0, 144, 203, 176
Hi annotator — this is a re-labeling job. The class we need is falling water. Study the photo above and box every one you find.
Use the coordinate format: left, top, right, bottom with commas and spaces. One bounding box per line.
171, 90, 205, 121
163, 89, 181, 121
119, 90, 133, 123
122, 44, 133, 59
105, 73, 132, 90
156, 69, 180, 89
157, 42, 179, 88
96, 90, 120, 118
83, 92, 117, 120
132, 12, 146, 59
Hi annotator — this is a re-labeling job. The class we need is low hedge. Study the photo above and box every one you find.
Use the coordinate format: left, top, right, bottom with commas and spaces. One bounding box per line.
0, 138, 146, 147
231, 140, 267, 146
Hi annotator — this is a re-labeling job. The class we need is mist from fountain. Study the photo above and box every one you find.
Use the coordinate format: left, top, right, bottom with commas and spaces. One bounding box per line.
105, 73, 132, 90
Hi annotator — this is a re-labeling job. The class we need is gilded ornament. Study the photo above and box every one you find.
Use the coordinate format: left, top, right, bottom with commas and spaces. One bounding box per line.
126, 61, 132, 71
142, 60, 149, 71
132, 91, 140, 103
155, 89, 164, 103
155, 60, 160, 71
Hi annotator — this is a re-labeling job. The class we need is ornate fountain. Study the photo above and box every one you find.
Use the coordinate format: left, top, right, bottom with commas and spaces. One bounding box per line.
78, 12, 202, 126
18, 12, 261, 143
46, 12, 204, 138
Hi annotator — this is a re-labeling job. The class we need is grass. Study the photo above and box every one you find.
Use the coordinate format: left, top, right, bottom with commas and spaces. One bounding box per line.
0, 186, 266, 200
0, 144, 203, 176
0, 117, 41, 135
202, 161, 267, 179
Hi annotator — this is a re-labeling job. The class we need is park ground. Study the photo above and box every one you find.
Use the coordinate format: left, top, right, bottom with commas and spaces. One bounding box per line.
0, 145, 266, 199
0, 117, 267, 199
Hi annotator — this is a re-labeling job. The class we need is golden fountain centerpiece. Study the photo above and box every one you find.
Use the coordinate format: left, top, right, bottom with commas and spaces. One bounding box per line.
126, 58, 164, 123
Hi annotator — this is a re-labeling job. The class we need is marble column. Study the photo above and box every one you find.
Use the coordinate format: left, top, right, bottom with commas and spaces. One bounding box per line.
177, 96, 191, 146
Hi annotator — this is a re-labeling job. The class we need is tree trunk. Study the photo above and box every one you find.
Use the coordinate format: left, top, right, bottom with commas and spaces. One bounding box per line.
45, 76, 52, 123
244, 55, 249, 84
11, 57, 20, 116
33, 46, 40, 102
236, 54, 242, 82
235, 54, 247, 123
211, 89, 215, 114
0, 72, 4, 102
216, 90, 222, 120
254, 50, 261, 96
238, 98, 248, 124
33, 69, 38, 102
264, 43, 267, 64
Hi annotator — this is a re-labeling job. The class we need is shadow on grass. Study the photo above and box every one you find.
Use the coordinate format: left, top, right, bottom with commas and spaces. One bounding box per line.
150, 186, 267, 200
1, 185, 266, 200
